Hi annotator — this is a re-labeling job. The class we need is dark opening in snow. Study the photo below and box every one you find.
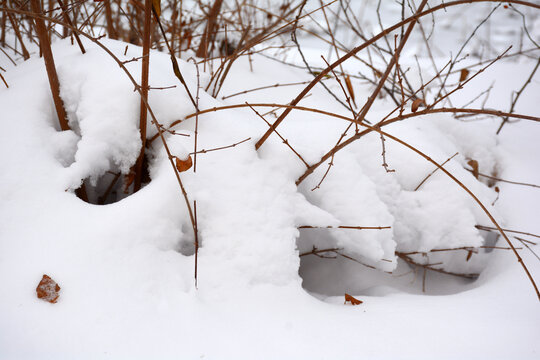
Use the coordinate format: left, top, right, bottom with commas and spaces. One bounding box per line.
76, 153, 151, 205
297, 229, 493, 297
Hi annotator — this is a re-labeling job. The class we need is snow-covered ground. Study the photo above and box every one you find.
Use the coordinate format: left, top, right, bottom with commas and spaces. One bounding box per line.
1, 1, 539, 359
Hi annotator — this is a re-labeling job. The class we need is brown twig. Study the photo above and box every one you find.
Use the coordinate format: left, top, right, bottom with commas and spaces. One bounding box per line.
131, 0, 152, 193
29, 0, 69, 131
220, 80, 312, 100
0, 71, 7, 88
515, 237, 540, 262
496, 57, 540, 134
246, 102, 310, 168
57, 0, 85, 54
189, 137, 251, 155
476, 225, 540, 240
7, 11, 29, 60
299, 246, 380, 270
299, 225, 391, 230
415, 152, 459, 191
196, 0, 223, 59
465, 170, 540, 189
396, 251, 479, 279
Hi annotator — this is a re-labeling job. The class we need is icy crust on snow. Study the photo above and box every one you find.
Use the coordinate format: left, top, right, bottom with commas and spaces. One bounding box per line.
1, 38, 503, 293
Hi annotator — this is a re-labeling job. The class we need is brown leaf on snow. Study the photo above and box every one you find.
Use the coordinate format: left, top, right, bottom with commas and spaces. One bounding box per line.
36, 275, 61, 303
344, 293, 363, 305
411, 98, 424, 113
176, 155, 193, 172
467, 159, 479, 179
459, 68, 470, 82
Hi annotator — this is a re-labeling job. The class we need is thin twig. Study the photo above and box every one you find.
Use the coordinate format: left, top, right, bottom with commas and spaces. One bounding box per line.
415, 152, 459, 191
299, 225, 391, 230
189, 137, 251, 155
496, 57, 540, 134
476, 225, 540, 240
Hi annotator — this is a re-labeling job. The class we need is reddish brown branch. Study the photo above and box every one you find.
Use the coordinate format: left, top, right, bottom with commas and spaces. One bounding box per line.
7, 11, 29, 60
196, 0, 223, 59
57, 0, 85, 54
131, 0, 152, 193
30, 0, 69, 131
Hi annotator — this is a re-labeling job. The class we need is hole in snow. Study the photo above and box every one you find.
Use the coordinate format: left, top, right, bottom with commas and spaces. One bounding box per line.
175, 225, 196, 256
297, 229, 491, 297
76, 152, 151, 205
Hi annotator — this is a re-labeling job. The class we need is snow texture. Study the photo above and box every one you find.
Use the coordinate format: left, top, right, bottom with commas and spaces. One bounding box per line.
0, 1, 539, 359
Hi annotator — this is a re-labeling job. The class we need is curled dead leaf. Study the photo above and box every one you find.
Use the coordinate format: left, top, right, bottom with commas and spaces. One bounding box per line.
459, 68, 469, 82
152, 0, 161, 17
175, 155, 193, 172
467, 159, 479, 179
36, 274, 61, 303
411, 98, 425, 113
344, 293, 363, 305
344, 75, 356, 104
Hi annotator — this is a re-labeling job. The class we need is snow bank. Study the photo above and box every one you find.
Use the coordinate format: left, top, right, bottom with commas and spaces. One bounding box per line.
0, 21, 538, 359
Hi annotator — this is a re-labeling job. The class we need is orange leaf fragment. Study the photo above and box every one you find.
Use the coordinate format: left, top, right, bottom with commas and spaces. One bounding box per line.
459, 68, 470, 82
344, 293, 363, 305
344, 75, 356, 104
175, 155, 193, 172
411, 98, 424, 113
467, 159, 479, 179
36, 274, 61, 303
152, 0, 161, 17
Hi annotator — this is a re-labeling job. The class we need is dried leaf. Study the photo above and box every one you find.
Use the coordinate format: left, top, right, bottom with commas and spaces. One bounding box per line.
344, 75, 355, 104
411, 98, 424, 113
467, 159, 479, 179
36, 275, 61, 303
459, 68, 469, 82
466, 250, 473, 262
495, 186, 500, 193
344, 293, 363, 305
170, 55, 188, 86
175, 155, 193, 172
152, 0, 161, 17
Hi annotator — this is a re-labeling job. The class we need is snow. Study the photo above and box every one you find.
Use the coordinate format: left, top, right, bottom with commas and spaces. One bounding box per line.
1, 1, 539, 359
